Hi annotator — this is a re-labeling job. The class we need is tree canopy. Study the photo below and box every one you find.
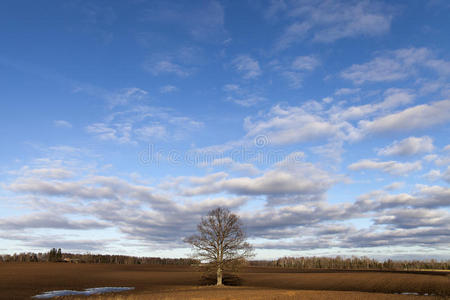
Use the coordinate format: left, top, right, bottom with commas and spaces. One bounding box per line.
185, 207, 253, 285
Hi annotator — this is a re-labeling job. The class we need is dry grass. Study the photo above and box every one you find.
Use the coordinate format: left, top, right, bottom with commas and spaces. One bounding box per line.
1, 263, 448, 300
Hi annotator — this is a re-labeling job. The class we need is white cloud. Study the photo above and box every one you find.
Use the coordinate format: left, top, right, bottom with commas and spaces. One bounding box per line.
0, 213, 109, 230
198, 157, 260, 176
353, 185, 450, 212
86, 104, 202, 144
270, 55, 319, 89
384, 181, 404, 191
414, 185, 450, 208
331, 88, 415, 121
281, 70, 304, 88
86, 122, 133, 144
342, 57, 409, 84
201, 89, 445, 158
274, 0, 392, 49
359, 99, 450, 134
135, 125, 167, 140
322, 96, 333, 103
435, 155, 450, 167
276, 22, 311, 51
107, 87, 148, 107
181, 154, 337, 199
341, 47, 450, 84
348, 159, 422, 176
292, 55, 320, 71
231, 55, 261, 79
374, 208, 450, 229
377, 136, 434, 156
146, 59, 190, 77
159, 85, 178, 94
223, 84, 240, 92
443, 167, 450, 183
54, 120, 72, 128
244, 104, 354, 145
424, 169, 441, 181
334, 88, 360, 96
4, 157, 450, 253
227, 95, 265, 107
223, 84, 265, 107
28, 168, 75, 180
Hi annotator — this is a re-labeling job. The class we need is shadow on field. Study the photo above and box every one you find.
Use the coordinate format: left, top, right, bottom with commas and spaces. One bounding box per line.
199, 272, 242, 286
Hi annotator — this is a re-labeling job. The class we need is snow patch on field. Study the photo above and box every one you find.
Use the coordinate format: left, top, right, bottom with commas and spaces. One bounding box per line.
33, 287, 134, 298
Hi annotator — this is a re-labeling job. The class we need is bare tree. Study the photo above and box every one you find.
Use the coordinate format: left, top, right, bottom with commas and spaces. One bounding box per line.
185, 207, 253, 286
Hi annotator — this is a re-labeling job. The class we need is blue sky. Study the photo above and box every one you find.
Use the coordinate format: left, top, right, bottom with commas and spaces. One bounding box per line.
0, 0, 449, 260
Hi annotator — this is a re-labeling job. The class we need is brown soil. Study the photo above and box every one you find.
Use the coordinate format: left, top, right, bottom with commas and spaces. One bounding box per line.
65, 287, 447, 300
0, 263, 448, 300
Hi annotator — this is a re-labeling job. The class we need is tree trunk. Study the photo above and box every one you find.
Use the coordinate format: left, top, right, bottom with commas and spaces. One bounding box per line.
216, 266, 223, 286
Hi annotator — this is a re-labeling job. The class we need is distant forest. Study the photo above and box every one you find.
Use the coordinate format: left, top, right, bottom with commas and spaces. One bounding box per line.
251, 256, 450, 271
1, 249, 449, 271
0, 248, 198, 265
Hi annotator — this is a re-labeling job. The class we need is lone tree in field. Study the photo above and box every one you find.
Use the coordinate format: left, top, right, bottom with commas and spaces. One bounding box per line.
185, 207, 253, 286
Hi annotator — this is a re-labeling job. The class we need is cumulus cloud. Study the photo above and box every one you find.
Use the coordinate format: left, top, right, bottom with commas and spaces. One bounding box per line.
0, 213, 109, 230
224, 88, 422, 150
374, 208, 450, 229
242, 202, 354, 237
423, 169, 441, 181
180, 154, 338, 200
344, 226, 450, 248
348, 159, 422, 175
4, 158, 450, 253
203, 87, 448, 157
7, 175, 167, 206
244, 104, 353, 145
416, 185, 450, 207
383, 181, 404, 191
377, 136, 434, 156
443, 167, 450, 183
359, 99, 450, 134
353, 185, 450, 212
331, 88, 415, 121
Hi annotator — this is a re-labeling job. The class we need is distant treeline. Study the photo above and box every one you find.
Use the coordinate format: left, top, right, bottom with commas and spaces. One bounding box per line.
2, 250, 449, 271
0, 248, 199, 265
250, 256, 450, 271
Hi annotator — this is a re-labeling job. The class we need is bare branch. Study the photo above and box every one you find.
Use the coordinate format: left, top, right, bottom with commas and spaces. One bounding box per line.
185, 207, 254, 285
